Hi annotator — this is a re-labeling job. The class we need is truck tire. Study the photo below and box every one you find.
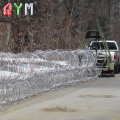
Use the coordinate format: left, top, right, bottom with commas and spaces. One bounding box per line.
115, 65, 119, 74
110, 70, 115, 77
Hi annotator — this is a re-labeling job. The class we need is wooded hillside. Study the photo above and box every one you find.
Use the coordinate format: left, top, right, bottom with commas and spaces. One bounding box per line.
0, 0, 120, 53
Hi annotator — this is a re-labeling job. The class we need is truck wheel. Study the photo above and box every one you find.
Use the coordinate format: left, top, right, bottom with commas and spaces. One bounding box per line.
115, 65, 119, 74
110, 70, 115, 77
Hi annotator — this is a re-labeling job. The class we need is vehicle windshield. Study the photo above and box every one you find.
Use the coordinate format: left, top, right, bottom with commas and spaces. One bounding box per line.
91, 42, 117, 50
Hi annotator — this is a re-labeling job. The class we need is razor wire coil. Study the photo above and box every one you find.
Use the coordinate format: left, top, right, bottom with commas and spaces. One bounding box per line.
0, 49, 101, 107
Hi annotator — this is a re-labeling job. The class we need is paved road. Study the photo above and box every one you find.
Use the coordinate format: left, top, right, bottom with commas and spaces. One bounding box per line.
0, 74, 120, 120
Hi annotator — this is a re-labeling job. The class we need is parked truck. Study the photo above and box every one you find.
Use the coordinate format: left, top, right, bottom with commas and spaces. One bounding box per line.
83, 20, 120, 77
86, 40, 120, 75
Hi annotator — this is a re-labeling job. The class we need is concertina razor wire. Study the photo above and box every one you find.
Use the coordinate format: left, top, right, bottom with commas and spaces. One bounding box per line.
0, 49, 101, 108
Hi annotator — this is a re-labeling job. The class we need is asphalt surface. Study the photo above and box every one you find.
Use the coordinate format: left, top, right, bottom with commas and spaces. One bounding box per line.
0, 74, 120, 120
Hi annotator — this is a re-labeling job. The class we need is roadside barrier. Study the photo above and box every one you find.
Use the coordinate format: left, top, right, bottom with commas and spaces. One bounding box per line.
0, 50, 101, 107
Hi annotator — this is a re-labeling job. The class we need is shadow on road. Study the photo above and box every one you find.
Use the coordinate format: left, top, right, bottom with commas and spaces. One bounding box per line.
100, 74, 111, 78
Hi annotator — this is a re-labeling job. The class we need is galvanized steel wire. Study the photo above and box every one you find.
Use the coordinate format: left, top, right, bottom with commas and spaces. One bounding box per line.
0, 50, 101, 108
